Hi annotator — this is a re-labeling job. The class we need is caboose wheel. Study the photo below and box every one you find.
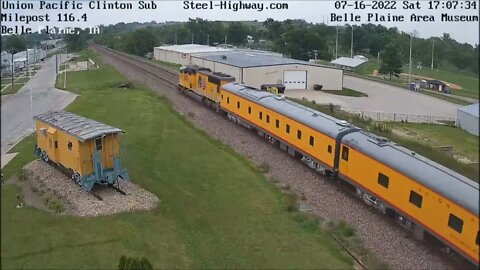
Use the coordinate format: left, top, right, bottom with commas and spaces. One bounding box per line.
41, 151, 49, 162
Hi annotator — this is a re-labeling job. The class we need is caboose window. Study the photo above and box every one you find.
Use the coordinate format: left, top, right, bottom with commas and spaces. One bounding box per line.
237, 101, 240, 109
409, 191, 422, 208
378, 173, 389, 188
275, 119, 279, 128
95, 138, 103, 151
227, 97, 230, 104
309, 136, 314, 146
248, 107, 251, 114
448, 214, 463, 234
297, 130, 302, 140
259, 112, 263, 120
327, 145, 332, 153
67, 141, 73, 150
266, 115, 270, 123
286, 124, 290, 134
341, 146, 349, 161
54, 141, 58, 149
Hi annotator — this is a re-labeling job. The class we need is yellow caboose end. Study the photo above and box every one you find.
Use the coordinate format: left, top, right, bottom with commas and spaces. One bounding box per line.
33, 111, 129, 191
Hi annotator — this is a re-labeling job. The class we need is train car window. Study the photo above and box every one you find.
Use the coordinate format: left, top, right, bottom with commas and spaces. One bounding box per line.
67, 141, 73, 150
266, 115, 270, 123
297, 130, 302, 140
378, 173, 389, 188
227, 97, 230, 104
237, 101, 240, 109
248, 107, 252, 114
276, 119, 279, 128
341, 146, 349, 161
328, 145, 332, 153
54, 141, 58, 149
286, 124, 290, 134
259, 112, 263, 120
309, 136, 315, 146
96, 138, 103, 151
409, 191, 422, 208
448, 214, 463, 234
221, 95, 224, 100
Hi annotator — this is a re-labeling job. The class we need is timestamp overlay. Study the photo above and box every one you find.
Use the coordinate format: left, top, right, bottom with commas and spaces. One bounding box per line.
1, 0, 479, 44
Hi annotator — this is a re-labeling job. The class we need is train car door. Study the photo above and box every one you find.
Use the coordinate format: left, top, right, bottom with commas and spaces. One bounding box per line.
93, 137, 104, 179
339, 145, 349, 174
47, 127, 58, 161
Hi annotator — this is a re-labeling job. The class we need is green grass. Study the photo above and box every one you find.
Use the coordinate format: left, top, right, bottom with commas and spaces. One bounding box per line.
2, 57, 354, 269
386, 122, 479, 163
419, 89, 472, 106
323, 87, 368, 97
1, 83, 24, 95
290, 98, 479, 182
152, 59, 182, 71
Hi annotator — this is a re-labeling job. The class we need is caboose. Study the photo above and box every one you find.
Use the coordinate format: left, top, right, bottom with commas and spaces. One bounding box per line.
34, 111, 129, 191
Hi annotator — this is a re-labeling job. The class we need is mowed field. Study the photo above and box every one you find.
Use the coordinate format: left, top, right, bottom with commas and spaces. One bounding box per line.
1, 59, 353, 269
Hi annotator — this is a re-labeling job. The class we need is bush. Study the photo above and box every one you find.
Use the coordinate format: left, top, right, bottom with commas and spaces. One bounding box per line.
258, 162, 270, 173
118, 256, 153, 270
18, 169, 28, 181
284, 192, 298, 212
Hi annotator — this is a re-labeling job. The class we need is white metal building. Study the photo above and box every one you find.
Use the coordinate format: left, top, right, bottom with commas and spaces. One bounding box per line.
154, 44, 343, 90
457, 103, 479, 136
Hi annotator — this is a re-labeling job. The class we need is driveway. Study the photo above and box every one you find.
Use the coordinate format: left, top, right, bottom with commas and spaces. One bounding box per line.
286, 75, 460, 120
1, 54, 77, 158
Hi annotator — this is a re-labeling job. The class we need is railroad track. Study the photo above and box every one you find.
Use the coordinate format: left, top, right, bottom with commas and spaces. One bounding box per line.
92, 45, 474, 270
90, 43, 178, 88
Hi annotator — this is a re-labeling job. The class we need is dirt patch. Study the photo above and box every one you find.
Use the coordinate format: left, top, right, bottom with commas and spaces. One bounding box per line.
18, 160, 159, 217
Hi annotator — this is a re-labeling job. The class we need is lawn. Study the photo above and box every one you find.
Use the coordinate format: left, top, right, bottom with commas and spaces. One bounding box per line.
152, 59, 182, 71
2, 57, 353, 269
1, 83, 24, 95
323, 87, 368, 97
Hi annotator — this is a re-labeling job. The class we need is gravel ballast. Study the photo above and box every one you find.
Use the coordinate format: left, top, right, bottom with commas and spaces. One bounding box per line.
96, 49, 454, 269
23, 160, 159, 217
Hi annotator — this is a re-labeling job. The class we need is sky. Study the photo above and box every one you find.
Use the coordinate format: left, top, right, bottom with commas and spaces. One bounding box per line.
2, 0, 479, 45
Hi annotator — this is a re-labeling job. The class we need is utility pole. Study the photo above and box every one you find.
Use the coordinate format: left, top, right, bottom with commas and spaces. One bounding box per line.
313, 50, 318, 62
11, 46, 14, 92
191, 33, 194, 44
350, 25, 354, 58
431, 40, 435, 69
335, 25, 338, 59
408, 32, 414, 88
63, 48, 67, 89
55, 53, 58, 75
175, 33, 177, 45
30, 87, 34, 131
224, 36, 227, 45
207, 34, 210, 46
26, 46, 29, 79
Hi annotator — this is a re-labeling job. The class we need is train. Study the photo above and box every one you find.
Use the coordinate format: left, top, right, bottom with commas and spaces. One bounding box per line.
178, 64, 479, 266
34, 110, 129, 191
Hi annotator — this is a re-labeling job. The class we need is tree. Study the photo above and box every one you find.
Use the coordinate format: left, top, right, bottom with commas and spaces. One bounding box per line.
63, 28, 90, 51
379, 43, 403, 80
5, 35, 26, 53
122, 28, 157, 56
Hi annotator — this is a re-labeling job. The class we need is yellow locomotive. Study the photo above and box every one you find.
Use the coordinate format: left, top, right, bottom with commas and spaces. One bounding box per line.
34, 111, 129, 191
178, 67, 479, 266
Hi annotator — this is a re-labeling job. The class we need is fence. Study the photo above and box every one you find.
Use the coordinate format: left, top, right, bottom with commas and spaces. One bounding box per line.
341, 108, 456, 124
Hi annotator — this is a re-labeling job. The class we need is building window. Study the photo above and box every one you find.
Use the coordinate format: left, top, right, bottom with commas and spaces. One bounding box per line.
227, 97, 230, 104
309, 136, 314, 146
378, 173, 389, 188
248, 107, 251, 114
341, 146, 349, 161
67, 141, 73, 150
259, 112, 263, 120
237, 101, 240, 109
275, 119, 279, 128
286, 124, 290, 134
409, 191, 423, 208
266, 115, 270, 123
95, 138, 102, 151
327, 145, 332, 153
297, 130, 302, 140
448, 214, 463, 234
54, 141, 58, 149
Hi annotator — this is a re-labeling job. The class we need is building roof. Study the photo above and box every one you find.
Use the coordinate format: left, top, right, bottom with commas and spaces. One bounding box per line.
196, 51, 337, 69
154, 44, 230, 54
34, 111, 123, 142
458, 103, 479, 118
330, 57, 367, 68
426, 79, 447, 86
40, 39, 62, 46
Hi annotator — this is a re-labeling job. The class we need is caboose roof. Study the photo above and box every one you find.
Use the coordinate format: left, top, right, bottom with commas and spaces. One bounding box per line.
34, 110, 123, 142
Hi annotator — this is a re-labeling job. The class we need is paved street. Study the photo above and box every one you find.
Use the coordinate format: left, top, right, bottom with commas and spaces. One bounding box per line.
1, 54, 77, 159
286, 75, 460, 120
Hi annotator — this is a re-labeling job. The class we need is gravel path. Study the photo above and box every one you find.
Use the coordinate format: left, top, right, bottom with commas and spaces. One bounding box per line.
96, 50, 454, 269
23, 160, 159, 217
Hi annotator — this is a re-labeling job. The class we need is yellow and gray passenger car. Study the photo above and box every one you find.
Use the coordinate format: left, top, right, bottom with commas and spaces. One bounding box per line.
219, 82, 479, 265
34, 111, 129, 191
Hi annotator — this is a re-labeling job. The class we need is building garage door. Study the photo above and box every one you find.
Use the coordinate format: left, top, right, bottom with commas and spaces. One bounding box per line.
284, 70, 307, 89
